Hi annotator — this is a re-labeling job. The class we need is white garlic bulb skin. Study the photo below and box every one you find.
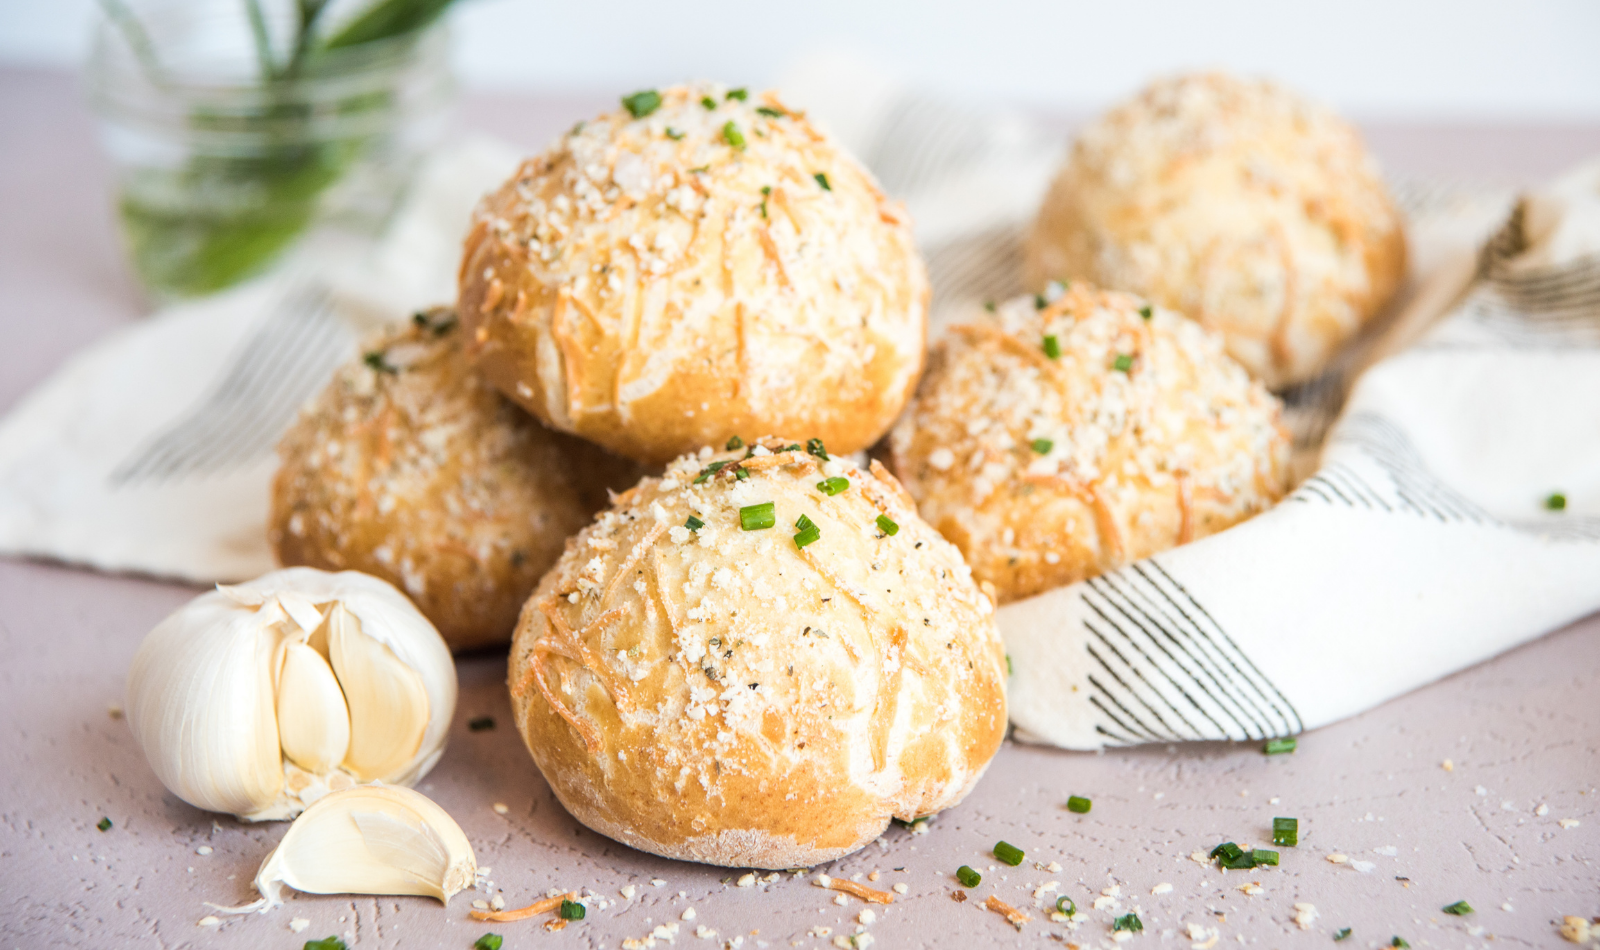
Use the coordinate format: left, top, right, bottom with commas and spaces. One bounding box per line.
126, 568, 457, 821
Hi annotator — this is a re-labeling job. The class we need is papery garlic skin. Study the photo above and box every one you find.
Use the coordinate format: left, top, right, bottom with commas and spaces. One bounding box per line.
126, 568, 456, 821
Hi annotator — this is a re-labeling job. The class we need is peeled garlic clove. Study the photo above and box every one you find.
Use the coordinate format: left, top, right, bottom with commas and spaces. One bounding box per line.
276, 641, 351, 775
328, 603, 430, 781
234, 785, 477, 911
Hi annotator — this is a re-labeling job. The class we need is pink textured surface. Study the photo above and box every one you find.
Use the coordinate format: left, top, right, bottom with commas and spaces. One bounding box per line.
2, 68, 1598, 948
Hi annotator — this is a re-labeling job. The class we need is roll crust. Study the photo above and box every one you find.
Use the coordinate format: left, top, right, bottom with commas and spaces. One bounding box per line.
459, 83, 928, 465
890, 284, 1291, 603
1026, 72, 1406, 389
508, 438, 1006, 868
270, 307, 636, 652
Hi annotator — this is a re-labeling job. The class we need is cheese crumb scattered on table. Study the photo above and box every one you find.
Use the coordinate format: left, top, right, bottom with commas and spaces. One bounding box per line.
1237, 881, 1263, 895
737, 873, 756, 887
695, 925, 718, 940
892, 883, 908, 895
1558, 818, 1581, 829
1326, 853, 1348, 864
492, 802, 509, 814
1293, 903, 1318, 930
1558, 917, 1591, 944
1152, 883, 1173, 895
622, 885, 637, 899
289, 918, 310, 933
197, 916, 220, 927
1442, 759, 1454, 771
858, 909, 876, 925
196, 845, 212, 855
682, 907, 696, 921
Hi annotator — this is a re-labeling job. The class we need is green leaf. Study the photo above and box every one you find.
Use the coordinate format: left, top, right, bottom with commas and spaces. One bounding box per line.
321, 0, 455, 50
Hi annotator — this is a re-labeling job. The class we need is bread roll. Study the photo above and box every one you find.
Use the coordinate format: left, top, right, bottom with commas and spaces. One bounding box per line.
459, 82, 928, 465
890, 283, 1290, 604
508, 437, 1006, 868
271, 307, 636, 652
1026, 72, 1406, 389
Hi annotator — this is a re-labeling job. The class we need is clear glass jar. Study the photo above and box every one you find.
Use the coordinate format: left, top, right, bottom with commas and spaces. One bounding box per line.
87, 1, 455, 300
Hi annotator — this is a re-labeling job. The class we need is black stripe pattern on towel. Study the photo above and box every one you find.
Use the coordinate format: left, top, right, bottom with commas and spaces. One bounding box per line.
1080, 560, 1303, 746
110, 285, 351, 488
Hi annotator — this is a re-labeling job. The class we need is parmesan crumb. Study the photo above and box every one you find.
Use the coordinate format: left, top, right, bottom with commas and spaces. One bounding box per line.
892, 883, 908, 895
737, 873, 756, 887
290, 918, 310, 933
1293, 903, 1318, 931
492, 802, 509, 815
1326, 853, 1348, 864
1152, 883, 1173, 895
1558, 818, 1581, 829
682, 907, 696, 921
1442, 758, 1454, 771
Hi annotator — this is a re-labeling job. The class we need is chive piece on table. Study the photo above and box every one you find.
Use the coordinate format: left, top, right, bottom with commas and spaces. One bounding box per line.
1056, 896, 1076, 917
1253, 849, 1280, 866
875, 514, 899, 537
1113, 913, 1143, 933
468, 716, 495, 732
1264, 736, 1298, 755
1042, 335, 1061, 359
304, 939, 347, 950
817, 476, 850, 496
1066, 795, 1091, 814
1210, 841, 1244, 861
685, 515, 705, 531
559, 899, 586, 920
1272, 816, 1298, 846
474, 935, 504, 950
621, 90, 661, 118
1442, 901, 1473, 916
1546, 492, 1567, 510
1391, 938, 1409, 949
994, 840, 1024, 866
1334, 928, 1351, 942
956, 865, 981, 888
740, 502, 775, 531
1031, 438, 1054, 455
96, 817, 112, 832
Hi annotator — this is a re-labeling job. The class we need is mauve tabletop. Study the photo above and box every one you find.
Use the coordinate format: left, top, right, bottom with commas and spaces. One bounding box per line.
1, 66, 1597, 950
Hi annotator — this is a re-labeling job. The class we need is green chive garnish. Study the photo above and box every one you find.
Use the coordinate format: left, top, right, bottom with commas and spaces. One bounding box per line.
726, 87, 748, 101
1034, 294, 1047, 310
794, 514, 821, 549
1253, 849, 1280, 866
983, 300, 996, 313
1139, 305, 1152, 320
892, 816, 929, 830
814, 172, 831, 191
1391, 938, 1409, 949
817, 476, 850, 496
875, 514, 899, 537
806, 437, 829, 460
1042, 335, 1061, 359
1334, 928, 1351, 942
1210, 841, 1243, 860
701, 96, 717, 110
1066, 796, 1091, 814
740, 502, 776, 531
304, 939, 348, 950
622, 90, 662, 118
1264, 737, 1297, 755
1442, 901, 1473, 916
1211, 841, 1255, 868
693, 460, 730, 484
363, 351, 396, 374
1113, 913, 1143, 933
665, 127, 685, 140
1546, 492, 1567, 510
1272, 817, 1298, 846
468, 716, 495, 732
686, 515, 705, 531
96, 817, 112, 832
756, 106, 785, 118
1031, 438, 1053, 454
956, 865, 981, 887
722, 121, 746, 149
1056, 896, 1076, 917
725, 435, 744, 450
475, 935, 504, 950
994, 841, 1024, 866
1006, 654, 1013, 676
559, 899, 586, 920
1112, 354, 1134, 373
735, 467, 751, 480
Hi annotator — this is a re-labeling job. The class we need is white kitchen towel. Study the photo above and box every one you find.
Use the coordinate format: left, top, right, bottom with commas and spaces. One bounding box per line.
1003, 161, 1600, 748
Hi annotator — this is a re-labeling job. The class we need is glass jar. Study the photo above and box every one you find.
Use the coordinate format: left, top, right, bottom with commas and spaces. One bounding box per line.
87, 0, 454, 300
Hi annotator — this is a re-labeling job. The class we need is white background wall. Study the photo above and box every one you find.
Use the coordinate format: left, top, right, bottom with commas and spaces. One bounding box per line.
4, 0, 1599, 120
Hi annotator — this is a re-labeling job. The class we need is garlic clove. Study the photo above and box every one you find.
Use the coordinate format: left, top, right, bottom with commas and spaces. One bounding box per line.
234, 785, 476, 910
328, 604, 430, 781
276, 641, 351, 775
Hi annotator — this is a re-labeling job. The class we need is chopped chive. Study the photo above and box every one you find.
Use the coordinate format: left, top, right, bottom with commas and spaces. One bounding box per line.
1112, 354, 1134, 373
474, 935, 504, 950
993, 840, 1024, 866
1034, 294, 1048, 310
1391, 938, 1409, 949
665, 127, 685, 140
1272, 817, 1298, 847
756, 106, 785, 118
1442, 901, 1473, 916
782, 443, 802, 453
1042, 335, 1061, 359
983, 300, 996, 313
1031, 438, 1054, 454
559, 899, 586, 920
1546, 492, 1567, 510
621, 90, 661, 118
468, 716, 495, 732
411, 311, 428, 327
722, 121, 746, 149
725, 435, 744, 450
1113, 913, 1143, 933
1264, 737, 1297, 755
96, 817, 112, 832
726, 87, 748, 101
304, 939, 348, 950
1209, 841, 1244, 863
794, 514, 821, 549
1056, 896, 1076, 917
1139, 305, 1152, 320
875, 514, 899, 537
1334, 928, 1351, 942
1006, 654, 1013, 676
701, 96, 717, 110
956, 865, 981, 887
1253, 849, 1280, 866
806, 437, 829, 460
892, 815, 929, 830
1066, 795, 1091, 814
686, 515, 705, 531
735, 467, 751, 480
693, 460, 730, 483
813, 172, 831, 191
1220, 849, 1257, 870
740, 502, 776, 531
817, 476, 850, 496
363, 351, 396, 374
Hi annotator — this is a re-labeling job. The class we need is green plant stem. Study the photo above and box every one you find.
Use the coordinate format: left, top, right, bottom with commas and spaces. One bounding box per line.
243, 0, 278, 80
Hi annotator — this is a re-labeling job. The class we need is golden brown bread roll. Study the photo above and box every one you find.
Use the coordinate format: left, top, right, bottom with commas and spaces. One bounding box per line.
1026, 72, 1406, 389
459, 82, 928, 465
508, 437, 1006, 868
270, 307, 637, 652
890, 284, 1290, 604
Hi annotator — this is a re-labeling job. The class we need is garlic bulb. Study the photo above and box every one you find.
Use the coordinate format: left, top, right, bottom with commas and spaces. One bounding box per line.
126, 568, 456, 821
226, 785, 477, 911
